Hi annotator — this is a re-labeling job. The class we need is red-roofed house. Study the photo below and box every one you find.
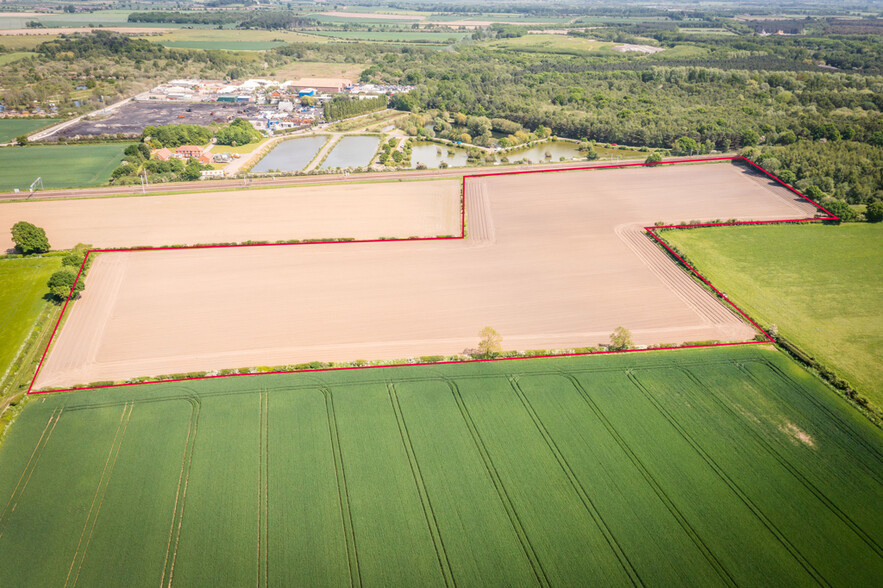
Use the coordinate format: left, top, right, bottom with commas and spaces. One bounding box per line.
176, 145, 204, 159
198, 154, 213, 165
154, 148, 172, 161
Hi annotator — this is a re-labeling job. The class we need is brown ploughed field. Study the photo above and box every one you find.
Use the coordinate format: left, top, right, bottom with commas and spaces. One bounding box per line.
0, 180, 461, 251
34, 163, 818, 389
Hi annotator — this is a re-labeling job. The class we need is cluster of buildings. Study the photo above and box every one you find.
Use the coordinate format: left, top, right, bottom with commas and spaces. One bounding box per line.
138, 77, 414, 133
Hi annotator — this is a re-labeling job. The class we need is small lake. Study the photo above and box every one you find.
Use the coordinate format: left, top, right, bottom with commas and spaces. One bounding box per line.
252, 136, 328, 172
409, 142, 470, 169
321, 135, 381, 170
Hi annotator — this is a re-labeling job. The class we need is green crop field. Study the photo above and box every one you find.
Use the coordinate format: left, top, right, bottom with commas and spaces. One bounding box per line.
0, 256, 60, 396
0, 119, 60, 144
0, 144, 130, 192
660, 223, 883, 409
1, 346, 881, 586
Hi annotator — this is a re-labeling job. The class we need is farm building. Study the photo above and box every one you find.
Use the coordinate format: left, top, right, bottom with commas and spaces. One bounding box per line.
288, 77, 352, 93
153, 148, 172, 162
176, 145, 204, 159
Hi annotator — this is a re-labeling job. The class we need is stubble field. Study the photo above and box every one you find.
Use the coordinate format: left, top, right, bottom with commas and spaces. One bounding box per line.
34, 162, 819, 389
3, 347, 882, 587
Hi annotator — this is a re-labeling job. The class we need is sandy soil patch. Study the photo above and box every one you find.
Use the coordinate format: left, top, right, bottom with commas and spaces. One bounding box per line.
35, 163, 818, 389
0, 180, 461, 250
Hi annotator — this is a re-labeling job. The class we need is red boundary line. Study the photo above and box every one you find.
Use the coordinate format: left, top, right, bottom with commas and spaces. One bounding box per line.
27, 156, 837, 395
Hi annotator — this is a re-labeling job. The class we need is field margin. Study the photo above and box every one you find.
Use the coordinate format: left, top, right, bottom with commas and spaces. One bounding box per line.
26, 156, 837, 395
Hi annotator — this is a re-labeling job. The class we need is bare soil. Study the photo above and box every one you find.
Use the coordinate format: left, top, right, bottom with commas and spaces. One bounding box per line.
0, 180, 461, 250
34, 163, 818, 389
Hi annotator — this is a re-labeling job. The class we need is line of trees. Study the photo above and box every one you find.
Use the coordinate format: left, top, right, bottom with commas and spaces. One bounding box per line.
324, 96, 387, 122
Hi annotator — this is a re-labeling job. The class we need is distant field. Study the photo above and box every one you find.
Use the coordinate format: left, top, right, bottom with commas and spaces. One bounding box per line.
486, 34, 615, 55
143, 29, 321, 50
661, 223, 883, 409
653, 44, 710, 58
0, 144, 129, 192
310, 30, 469, 42
270, 60, 366, 82
0, 9, 134, 29
0, 256, 59, 396
1, 347, 881, 585
0, 119, 60, 144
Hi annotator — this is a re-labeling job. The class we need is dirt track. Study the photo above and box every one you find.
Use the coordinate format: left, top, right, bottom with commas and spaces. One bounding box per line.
34, 163, 819, 389
0, 181, 460, 251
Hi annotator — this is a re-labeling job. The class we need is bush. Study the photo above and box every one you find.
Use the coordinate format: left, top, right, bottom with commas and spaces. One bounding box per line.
824, 200, 859, 222
215, 118, 262, 146
11, 221, 50, 254
866, 201, 883, 223
47, 268, 84, 300
645, 152, 663, 164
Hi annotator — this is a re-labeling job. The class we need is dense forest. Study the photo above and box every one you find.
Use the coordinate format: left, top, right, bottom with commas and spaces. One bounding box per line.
366, 45, 882, 153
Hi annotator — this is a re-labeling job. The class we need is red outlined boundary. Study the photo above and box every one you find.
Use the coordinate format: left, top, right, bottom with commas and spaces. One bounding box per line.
26, 155, 837, 395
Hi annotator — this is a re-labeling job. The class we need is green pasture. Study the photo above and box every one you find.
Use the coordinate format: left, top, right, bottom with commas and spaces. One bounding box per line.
0, 144, 130, 192
0, 119, 60, 144
0, 256, 60, 394
145, 29, 321, 51
0, 10, 135, 30
485, 34, 617, 56
310, 30, 469, 42
1, 346, 881, 585
660, 223, 883, 409
0, 52, 35, 66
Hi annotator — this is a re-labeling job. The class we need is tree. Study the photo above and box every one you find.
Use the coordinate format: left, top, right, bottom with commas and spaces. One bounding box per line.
11, 221, 50, 254
673, 136, 698, 155
48, 268, 84, 300
609, 326, 634, 351
866, 201, 883, 223
645, 151, 663, 164
477, 326, 502, 358
15, 135, 28, 146
824, 200, 858, 223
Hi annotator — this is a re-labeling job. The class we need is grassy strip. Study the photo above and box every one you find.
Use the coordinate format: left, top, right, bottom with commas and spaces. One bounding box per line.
33, 337, 751, 394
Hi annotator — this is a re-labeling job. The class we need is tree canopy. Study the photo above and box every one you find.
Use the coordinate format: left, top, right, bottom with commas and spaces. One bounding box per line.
11, 221, 50, 255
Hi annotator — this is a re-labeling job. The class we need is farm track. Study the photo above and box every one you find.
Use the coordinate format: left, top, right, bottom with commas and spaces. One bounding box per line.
258, 390, 270, 588
444, 378, 551, 587
616, 224, 737, 328
387, 383, 456, 587
321, 387, 362, 588
507, 377, 642, 587
64, 402, 134, 588
560, 373, 737, 587
160, 396, 201, 588
628, 372, 828, 585
682, 366, 883, 559
739, 360, 883, 468
0, 407, 63, 540
464, 181, 495, 244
